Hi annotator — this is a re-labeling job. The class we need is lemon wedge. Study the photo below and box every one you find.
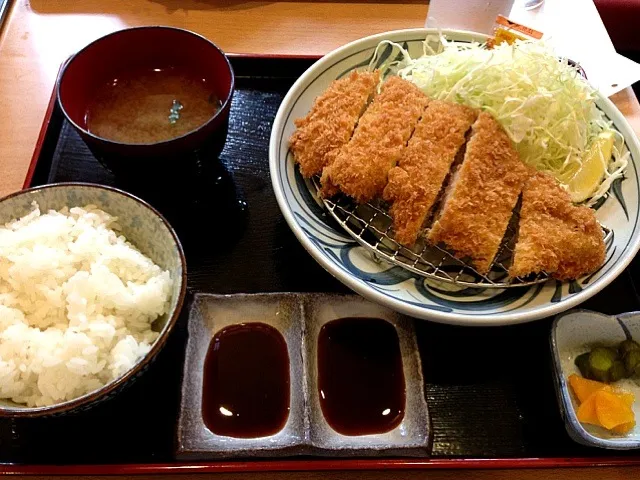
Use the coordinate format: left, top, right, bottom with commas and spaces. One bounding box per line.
567, 131, 615, 203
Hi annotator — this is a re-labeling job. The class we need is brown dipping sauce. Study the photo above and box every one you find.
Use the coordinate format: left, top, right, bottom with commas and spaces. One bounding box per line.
317, 317, 406, 436
86, 66, 220, 144
202, 323, 290, 438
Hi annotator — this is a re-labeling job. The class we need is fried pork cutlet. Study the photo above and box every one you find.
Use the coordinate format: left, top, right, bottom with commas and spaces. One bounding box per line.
509, 172, 606, 280
289, 70, 380, 178
383, 100, 477, 246
320, 76, 430, 203
427, 112, 529, 274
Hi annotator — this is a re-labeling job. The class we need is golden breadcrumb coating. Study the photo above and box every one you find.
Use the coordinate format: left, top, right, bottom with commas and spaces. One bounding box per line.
509, 171, 606, 280
428, 112, 529, 274
289, 70, 380, 178
383, 100, 477, 246
320, 76, 429, 202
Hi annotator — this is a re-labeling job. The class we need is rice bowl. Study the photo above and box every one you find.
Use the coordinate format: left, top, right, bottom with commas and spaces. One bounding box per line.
0, 183, 186, 416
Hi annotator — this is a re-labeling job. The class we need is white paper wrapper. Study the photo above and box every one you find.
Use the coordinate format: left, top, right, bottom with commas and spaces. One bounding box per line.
509, 0, 640, 97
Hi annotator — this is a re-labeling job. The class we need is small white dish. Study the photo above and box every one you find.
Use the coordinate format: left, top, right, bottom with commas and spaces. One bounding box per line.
269, 28, 640, 326
176, 293, 306, 459
177, 293, 432, 459
551, 309, 640, 449
304, 294, 430, 456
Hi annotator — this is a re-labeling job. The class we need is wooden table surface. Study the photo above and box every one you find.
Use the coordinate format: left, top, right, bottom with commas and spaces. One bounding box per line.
0, 0, 639, 199
1, 0, 640, 478
0, 0, 427, 197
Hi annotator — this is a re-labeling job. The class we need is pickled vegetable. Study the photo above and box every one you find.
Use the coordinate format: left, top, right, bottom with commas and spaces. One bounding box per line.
610, 360, 627, 382
589, 347, 617, 382
612, 421, 636, 434
575, 338, 640, 383
594, 389, 635, 430
576, 391, 599, 426
618, 391, 636, 408
575, 352, 592, 379
568, 374, 636, 435
624, 349, 640, 377
619, 340, 640, 357
569, 374, 608, 403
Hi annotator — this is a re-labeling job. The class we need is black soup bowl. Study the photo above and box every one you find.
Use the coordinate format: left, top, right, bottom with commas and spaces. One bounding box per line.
57, 26, 235, 180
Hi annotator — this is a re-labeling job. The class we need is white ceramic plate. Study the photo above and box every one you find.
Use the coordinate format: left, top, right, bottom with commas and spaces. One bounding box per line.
269, 28, 640, 326
551, 310, 640, 449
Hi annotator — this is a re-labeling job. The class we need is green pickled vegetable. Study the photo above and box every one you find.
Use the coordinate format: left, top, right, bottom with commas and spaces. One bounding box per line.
610, 360, 627, 382
575, 339, 640, 383
607, 346, 620, 358
589, 347, 617, 383
624, 349, 640, 377
619, 339, 640, 357
575, 352, 592, 379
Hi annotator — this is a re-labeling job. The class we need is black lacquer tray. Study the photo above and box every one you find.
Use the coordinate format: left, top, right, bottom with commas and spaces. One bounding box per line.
3, 55, 640, 474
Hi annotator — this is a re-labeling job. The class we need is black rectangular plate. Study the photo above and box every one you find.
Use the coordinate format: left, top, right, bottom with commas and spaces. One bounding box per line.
2, 56, 640, 465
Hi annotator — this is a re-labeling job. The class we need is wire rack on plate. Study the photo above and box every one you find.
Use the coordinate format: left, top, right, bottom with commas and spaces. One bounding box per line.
311, 177, 613, 289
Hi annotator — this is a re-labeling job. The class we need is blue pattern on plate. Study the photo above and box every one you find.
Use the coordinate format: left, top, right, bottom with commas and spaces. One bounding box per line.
414, 279, 530, 311
270, 30, 640, 323
612, 177, 629, 220
339, 246, 415, 285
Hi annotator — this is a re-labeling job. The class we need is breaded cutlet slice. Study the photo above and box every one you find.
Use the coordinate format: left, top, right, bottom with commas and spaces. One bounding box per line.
427, 112, 529, 274
509, 172, 605, 280
320, 76, 429, 203
383, 100, 477, 246
289, 70, 380, 178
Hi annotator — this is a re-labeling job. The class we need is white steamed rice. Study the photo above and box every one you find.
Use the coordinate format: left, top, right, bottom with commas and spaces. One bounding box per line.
0, 202, 173, 407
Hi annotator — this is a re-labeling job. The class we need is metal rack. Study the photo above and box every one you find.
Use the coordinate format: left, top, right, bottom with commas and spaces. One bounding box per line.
312, 177, 612, 289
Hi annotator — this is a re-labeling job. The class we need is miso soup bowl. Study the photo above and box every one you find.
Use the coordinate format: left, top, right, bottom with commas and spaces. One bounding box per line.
57, 26, 235, 180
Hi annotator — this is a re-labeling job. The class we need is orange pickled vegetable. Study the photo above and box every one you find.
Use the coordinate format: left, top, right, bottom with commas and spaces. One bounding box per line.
576, 391, 600, 426
594, 389, 635, 430
568, 374, 608, 403
612, 421, 636, 434
568, 374, 635, 405
568, 374, 636, 435
617, 391, 636, 407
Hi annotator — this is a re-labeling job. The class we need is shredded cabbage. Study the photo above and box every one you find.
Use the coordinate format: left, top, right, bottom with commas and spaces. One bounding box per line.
370, 38, 628, 205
